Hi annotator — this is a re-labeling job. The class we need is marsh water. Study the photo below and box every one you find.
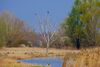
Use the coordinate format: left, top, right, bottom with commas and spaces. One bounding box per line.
18, 57, 63, 67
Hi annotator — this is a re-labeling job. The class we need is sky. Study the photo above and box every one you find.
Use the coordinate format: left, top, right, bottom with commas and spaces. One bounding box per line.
0, 0, 74, 32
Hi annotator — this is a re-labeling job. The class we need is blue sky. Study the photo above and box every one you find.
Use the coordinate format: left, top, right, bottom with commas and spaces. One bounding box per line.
0, 0, 74, 32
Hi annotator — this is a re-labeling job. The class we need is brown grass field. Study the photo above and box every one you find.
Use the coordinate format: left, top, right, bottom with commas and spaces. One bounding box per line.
0, 47, 79, 67
0, 47, 80, 59
0, 47, 100, 67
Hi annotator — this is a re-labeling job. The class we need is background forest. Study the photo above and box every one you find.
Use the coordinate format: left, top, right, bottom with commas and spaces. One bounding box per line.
0, 0, 100, 49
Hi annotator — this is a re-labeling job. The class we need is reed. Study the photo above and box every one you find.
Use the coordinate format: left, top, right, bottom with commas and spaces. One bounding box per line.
62, 48, 100, 67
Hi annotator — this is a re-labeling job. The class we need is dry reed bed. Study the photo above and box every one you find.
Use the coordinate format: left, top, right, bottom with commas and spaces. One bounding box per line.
63, 47, 100, 67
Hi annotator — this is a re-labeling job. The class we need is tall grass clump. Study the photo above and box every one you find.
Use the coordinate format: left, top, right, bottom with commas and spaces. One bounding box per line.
63, 47, 100, 67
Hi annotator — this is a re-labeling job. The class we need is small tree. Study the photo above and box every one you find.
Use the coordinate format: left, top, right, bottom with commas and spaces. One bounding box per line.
35, 11, 57, 56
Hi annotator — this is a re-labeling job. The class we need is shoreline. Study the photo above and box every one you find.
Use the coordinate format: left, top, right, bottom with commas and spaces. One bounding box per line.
0, 47, 80, 67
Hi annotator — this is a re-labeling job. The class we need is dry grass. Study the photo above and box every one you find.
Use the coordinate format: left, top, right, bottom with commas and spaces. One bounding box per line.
0, 58, 43, 67
75, 48, 100, 67
0, 47, 80, 59
1, 47, 99, 67
62, 47, 100, 67
0, 47, 80, 67
0, 47, 54, 67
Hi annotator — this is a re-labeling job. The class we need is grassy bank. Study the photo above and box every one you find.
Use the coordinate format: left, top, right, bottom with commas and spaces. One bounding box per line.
0, 57, 43, 67
1, 47, 99, 67
62, 47, 100, 67
0, 47, 79, 67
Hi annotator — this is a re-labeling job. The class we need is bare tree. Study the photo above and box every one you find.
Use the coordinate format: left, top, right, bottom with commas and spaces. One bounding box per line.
35, 11, 57, 56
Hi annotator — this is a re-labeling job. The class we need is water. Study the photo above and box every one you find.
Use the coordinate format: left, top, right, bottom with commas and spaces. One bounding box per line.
17, 57, 63, 67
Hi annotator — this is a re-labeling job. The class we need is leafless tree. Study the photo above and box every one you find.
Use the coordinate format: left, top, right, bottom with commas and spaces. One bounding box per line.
35, 11, 57, 56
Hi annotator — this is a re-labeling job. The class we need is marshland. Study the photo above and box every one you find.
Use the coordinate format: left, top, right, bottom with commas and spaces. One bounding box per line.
0, 0, 100, 67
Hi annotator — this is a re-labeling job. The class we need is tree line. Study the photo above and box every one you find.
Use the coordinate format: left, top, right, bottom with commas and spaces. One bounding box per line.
62, 0, 100, 49
0, 0, 100, 49
0, 11, 35, 47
